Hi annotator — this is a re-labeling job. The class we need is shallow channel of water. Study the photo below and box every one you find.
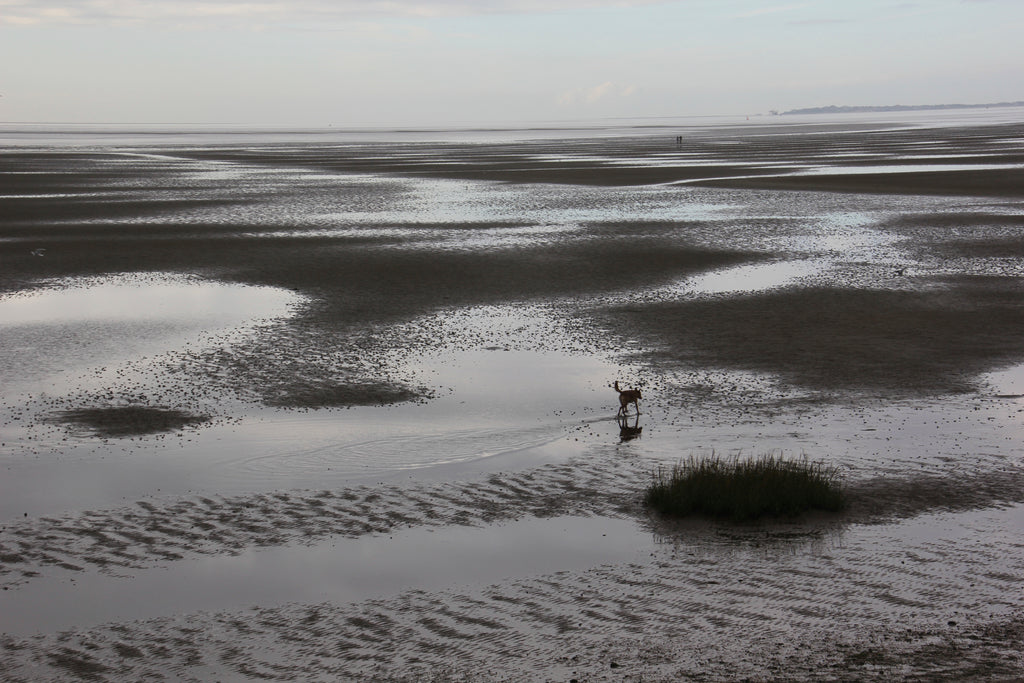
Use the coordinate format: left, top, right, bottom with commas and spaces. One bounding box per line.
0, 515, 650, 636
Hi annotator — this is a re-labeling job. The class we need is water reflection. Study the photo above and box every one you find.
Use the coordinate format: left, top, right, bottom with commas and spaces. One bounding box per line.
617, 413, 643, 442
645, 513, 844, 558
0, 273, 301, 327
0, 274, 303, 391
680, 259, 822, 296
982, 363, 1024, 397
0, 514, 648, 636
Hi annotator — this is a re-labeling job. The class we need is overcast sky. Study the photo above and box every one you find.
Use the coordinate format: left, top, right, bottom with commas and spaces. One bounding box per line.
1, 0, 1021, 126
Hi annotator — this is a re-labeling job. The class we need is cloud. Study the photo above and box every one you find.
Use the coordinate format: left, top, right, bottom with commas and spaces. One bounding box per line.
0, 0, 671, 27
730, 3, 811, 19
557, 81, 636, 107
789, 18, 850, 25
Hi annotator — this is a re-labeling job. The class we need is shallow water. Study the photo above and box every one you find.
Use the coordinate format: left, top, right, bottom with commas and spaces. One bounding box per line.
0, 276, 296, 327
0, 274, 302, 394
0, 142, 1018, 518
3, 339, 603, 515
2, 115, 1024, 679
982, 363, 1024, 396
6, 501, 1019, 638
668, 258, 825, 296
0, 515, 649, 636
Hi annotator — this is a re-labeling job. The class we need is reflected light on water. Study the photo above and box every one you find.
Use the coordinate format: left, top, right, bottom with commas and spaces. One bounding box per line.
682, 260, 823, 296
0, 515, 648, 636
982, 363, 1024, 396
0, 274, 301, 326
0, 274, 304, 394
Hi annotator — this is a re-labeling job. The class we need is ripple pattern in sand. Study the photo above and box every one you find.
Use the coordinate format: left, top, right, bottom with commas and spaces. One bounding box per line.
2, 500, 1022, 681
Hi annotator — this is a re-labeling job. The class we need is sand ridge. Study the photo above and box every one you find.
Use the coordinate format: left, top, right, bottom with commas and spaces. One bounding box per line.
2, 486, 1022, 681
3, 117, 1024, 680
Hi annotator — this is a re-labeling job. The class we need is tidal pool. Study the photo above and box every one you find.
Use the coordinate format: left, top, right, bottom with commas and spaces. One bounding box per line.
0, 276, 295, 327
0, 273, 303, 393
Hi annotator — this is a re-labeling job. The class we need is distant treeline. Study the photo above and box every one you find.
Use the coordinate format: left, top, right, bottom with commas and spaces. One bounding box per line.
780, 101, 1024, 115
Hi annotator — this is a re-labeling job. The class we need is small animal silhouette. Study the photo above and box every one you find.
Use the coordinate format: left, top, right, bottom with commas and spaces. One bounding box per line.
613, 380, 641, 417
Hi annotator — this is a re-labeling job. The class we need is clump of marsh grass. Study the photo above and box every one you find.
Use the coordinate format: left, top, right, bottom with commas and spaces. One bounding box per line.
645, 453, 844, 520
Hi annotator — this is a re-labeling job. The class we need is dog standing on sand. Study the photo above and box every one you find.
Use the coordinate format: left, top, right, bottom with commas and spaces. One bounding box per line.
613, 381, 641, 417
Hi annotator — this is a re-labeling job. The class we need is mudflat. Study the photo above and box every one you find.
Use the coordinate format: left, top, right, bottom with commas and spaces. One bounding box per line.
2, 114, 1024, 681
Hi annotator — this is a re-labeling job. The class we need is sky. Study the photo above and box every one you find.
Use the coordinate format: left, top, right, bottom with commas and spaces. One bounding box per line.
1, 0, 1022, 127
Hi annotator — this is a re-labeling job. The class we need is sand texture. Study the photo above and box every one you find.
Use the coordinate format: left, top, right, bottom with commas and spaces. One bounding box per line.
2, 115, 1024, 681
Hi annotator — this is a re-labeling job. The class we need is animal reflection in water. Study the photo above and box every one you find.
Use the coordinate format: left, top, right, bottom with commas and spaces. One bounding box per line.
617, 413, 643, 442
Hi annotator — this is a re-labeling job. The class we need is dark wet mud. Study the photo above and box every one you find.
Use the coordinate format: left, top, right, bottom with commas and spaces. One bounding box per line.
45, 406, 210, 437
2, 115, 1024, 680
593, 277, 1024, 395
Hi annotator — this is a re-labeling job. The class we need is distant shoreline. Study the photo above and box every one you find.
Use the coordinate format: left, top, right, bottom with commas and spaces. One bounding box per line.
780, 101, 1024, 115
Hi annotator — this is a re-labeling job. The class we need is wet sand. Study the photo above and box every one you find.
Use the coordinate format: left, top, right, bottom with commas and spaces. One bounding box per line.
2, 115, 1024, 680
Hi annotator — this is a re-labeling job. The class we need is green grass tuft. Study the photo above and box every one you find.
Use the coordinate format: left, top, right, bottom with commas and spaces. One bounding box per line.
645, 453, 845, 521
